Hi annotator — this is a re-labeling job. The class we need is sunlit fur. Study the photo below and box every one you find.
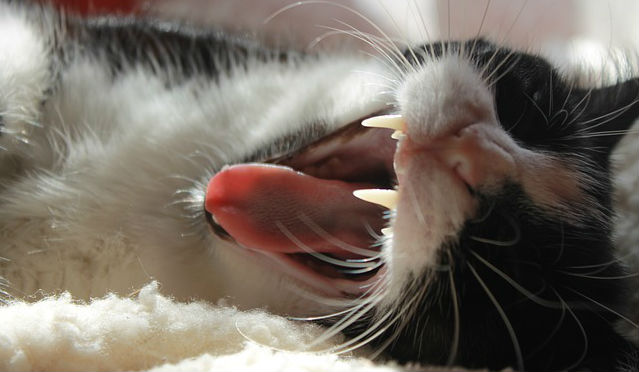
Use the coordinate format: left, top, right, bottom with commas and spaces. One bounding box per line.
0, 2, 637, 371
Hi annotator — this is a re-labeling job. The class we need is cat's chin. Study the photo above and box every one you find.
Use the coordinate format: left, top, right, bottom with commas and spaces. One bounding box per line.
204, 117, 398, 298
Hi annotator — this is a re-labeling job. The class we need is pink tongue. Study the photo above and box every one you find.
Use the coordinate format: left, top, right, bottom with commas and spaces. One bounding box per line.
205, 164, 382, 254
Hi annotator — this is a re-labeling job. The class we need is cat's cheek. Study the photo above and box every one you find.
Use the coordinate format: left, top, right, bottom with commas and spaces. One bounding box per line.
517, 154, 588, 215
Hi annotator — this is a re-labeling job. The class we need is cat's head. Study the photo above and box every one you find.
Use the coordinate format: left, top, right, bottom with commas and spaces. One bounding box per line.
204, 39, 639, 370
364, 39, 639, 371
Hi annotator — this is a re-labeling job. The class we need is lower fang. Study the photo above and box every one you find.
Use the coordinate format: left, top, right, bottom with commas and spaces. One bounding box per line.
381, 227, 392, 236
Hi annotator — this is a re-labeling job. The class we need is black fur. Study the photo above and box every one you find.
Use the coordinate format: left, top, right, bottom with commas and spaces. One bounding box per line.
64, 15, 284, 80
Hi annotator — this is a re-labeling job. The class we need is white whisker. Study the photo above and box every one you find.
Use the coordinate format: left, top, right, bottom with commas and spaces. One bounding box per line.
308, 292, 385, 349
563, 286, 639, 328
276, 221, 378, 269
552, 288, 589, 371
468, 262, 524, 371
558, 271, 639, 280
446, 250, 460, 366
316, 24, 406, 77
297, 213, 381, 258
469, 214, 521, 247
470, 250, 562, 309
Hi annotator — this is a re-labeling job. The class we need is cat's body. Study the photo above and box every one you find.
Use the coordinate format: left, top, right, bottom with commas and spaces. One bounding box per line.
0, 2, 637, 371
0, 5, 388, 311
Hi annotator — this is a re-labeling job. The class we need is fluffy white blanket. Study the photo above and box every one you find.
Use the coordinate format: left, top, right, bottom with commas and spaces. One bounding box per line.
0, 282, 403, 371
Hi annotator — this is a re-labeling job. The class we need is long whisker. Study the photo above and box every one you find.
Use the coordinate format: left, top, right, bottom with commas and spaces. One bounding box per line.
576, 98, 639, 132
288, 307, 366, 322
468, 262, 524, 371
339, 263, 384, 275
552, 288, 589, 371
470, 250, 562, 308
468, 0, 492, 59
328, 304, 395, 354
288, 278, 386, 321
446, 250, 460, 366
485, 49, 522, 88
413, 0, 440, 61
266, 0, 413, 75
297, 213, 381, 258
366, 278, 428, 359
276, 221, 378, 269
469, 214, 521, 247
557, 271, 639, 280
562, 251, 631, 269
408, 0, 434, 57
373, 0, 419, 74
330, 19, 409, 73
568, 129, 639, 139
315, 25, 406, 77
307, 290, 385, 349
281, 279, 367, 308
470, 199, 496, 223
525, 290, 567, 358
338, 301, 421, 357
469, 235, 519, 247
563, 286, 639, 328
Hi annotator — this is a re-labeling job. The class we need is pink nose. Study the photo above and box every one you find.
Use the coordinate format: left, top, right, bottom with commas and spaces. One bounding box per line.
403, 122, 519, 189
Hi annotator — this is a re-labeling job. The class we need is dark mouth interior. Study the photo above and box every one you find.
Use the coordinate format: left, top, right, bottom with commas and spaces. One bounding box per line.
206, 118, 398, 283
274, 120, 396, 188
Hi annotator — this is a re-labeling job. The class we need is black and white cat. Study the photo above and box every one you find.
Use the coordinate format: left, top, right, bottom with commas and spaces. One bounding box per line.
0, 2, 637, 371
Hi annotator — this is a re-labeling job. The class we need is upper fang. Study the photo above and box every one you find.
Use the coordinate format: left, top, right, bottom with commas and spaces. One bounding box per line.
353, 189, 398, 209
362, 114, 405, 131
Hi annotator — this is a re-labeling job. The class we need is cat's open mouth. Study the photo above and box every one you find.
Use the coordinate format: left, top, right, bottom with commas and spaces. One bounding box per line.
204, 117, 398, 296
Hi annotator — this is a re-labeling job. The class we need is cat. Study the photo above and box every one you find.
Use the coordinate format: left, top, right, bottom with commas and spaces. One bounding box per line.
0, 2, 637, 371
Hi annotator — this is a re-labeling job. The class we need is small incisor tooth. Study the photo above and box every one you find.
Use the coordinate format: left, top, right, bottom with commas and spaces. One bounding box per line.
381, 227, 393, 236
361, 114, 405, 131
352, 189, 398, 209
390, 130, 404, 140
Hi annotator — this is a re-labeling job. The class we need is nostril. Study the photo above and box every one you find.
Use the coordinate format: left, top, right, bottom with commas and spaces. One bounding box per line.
440, 150, 476, 189
452, 156, 477, 188
452, 162, 466, 184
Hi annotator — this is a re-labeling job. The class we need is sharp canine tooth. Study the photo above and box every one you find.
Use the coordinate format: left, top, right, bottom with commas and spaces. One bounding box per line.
353, 189, 398, 209
381, 227, 393, 236
362, 115, 405, 131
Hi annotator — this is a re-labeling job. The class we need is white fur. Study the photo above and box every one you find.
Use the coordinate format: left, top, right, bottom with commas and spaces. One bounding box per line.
0, 4, 52, 161
0, 12, 393, 315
